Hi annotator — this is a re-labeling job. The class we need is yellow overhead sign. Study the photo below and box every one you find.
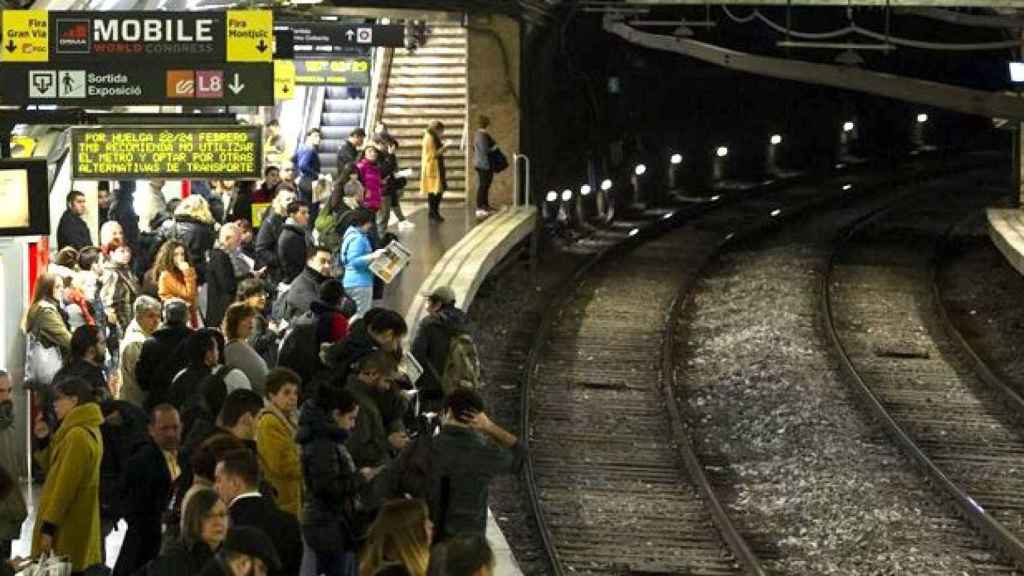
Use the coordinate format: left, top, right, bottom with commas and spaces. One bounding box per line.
1, 10, 49, 62
275, 60, 295, 101
226, 10, 272, 63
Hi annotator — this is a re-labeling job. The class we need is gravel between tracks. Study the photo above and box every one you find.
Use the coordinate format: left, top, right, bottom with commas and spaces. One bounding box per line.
675, 188, 1014, 575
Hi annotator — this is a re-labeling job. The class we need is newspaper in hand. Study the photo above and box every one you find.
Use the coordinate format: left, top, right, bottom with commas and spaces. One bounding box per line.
400, 349, 424, 384
369, 240, 412, 284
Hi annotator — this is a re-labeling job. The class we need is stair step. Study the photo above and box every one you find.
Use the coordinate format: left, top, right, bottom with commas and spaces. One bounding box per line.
389, 76, 465, 87
387, 87, 465, 97
383, 107, 465, 118
417, 36, 466, 47
320, 112, 361, 126
323, 99, 365, 113
389, 67, 466, 78
320, 126, 360, 140
383, 97, 465, 107
325, 87, 365, 99
392, 56, 466, 66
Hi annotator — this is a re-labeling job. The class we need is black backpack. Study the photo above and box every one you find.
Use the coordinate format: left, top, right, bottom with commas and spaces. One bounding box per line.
278, 312, 325, 393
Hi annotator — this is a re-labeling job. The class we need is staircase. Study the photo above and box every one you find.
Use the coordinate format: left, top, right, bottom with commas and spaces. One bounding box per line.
378, 24, 467, 202
318, 88, 366, 177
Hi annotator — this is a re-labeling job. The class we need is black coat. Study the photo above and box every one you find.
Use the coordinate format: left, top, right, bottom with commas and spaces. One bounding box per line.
255, 211, 285, 281
136, 325, 194, 409
411, 306, 470, 400
168, 215, 215, 283
52, 359, 108, 401
205, 249, 237, 328
228, 496, 302, 576
57, 209, 92, 251
323, 318, 380, 387
296, 401, 363, 552
139, 540, 216, 576
277, 222, 310, 284
278, 266, 328, 323
114, 441, 176, 576
337, 140, 359, 171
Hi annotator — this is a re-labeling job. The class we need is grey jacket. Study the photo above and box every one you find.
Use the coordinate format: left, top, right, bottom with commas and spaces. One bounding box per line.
429, 424, 525, 540
473, 130, 495, 171
224, 340, 268, 397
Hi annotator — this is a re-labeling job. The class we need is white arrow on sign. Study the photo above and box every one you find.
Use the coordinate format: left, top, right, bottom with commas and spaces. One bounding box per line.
345, 29, 355, 42
229, 73, 245, 95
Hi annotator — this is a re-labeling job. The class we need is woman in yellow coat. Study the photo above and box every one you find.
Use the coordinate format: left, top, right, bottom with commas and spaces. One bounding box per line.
420, 120, 448, 222
32, 376, 104, 573
256, 368, 303, 519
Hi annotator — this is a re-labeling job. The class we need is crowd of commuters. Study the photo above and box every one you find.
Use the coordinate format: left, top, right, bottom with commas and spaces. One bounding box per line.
12, 120, 517, 576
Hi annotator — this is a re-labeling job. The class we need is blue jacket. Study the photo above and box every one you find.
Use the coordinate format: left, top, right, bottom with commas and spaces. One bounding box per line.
340, 226, 374, 288
293, 145, 321, 181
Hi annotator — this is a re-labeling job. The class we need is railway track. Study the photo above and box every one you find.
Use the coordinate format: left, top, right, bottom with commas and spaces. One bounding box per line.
823, 175, 1024, 570
517, 158, 983, 576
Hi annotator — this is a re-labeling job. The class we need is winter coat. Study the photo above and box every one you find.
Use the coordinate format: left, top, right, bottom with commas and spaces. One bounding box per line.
255, 211, 285, 281
205, 248, 237, 329
420, 131, 444, 195
311, 300, 349, 345
57, 209, 92, 251
337, 140, 359, 171
340, 226, 374, 289
113, 440, 176, 576
256, 404, 303, 519
167, 215, 215, 282
474, 130, 496, 171
322, 318, 381, 387
278, 266, 329, 324
0, 402, 26, 541
278, 220, 311, 284
411, 305, 470, 400
249, 314, 279, 368
430, 424, 526, 541
228, 495, 303, 576
296, 401, 363, 552
136, 324, 194, 409
141, 540, 216, 576
118, 319, 150, 409
158, 268, 198, 311
101, 264, 142, 331
32, 402, 105, 572
24, 299, 72, 352
52, 359, 108, 402
224, 340, 268, 397
356, 159, 382, 211
314, 205, 352, 255
294, 145, 321, 182
346, 379, 407, 469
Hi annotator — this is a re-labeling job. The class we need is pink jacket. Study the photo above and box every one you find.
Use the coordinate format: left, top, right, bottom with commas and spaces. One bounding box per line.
356, 158, 382, 211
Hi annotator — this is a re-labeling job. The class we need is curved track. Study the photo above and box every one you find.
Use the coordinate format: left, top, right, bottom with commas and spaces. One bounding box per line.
823, 177, 1024, 569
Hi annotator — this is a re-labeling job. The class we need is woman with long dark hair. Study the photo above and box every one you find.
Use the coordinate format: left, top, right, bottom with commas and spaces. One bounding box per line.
149, 240, 199, 326
22, 272, 72, 354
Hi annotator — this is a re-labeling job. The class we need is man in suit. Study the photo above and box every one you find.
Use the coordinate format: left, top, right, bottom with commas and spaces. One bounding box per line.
113, 404, 182, 576
214, 449, 302, 576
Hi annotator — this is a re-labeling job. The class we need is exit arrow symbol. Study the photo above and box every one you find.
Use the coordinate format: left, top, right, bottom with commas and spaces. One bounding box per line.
257, 39, 268, 53
228, 74, 245, 95
4, 40, 15, 53
345, 29, 354, 42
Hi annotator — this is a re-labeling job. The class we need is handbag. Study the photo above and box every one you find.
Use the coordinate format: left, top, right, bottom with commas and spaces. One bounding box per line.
24, 331, 63, 388
489, 147, 509, 174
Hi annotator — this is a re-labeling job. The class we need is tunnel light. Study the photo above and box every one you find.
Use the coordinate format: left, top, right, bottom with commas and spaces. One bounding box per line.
561, 189, 573, 202
600, 179, 613, 191
916, 113, 928, 123
770, 209, 782, 217
716, 146, 729, 158
842, 184, 853, 191
662, 212, 674, 220
580, 184, 593, 196
670, 153, 683, 165
628, 228, 640, 237
545, 190, 558, 203
843, 121, 855, 132
770, 134, 782, 145
634, 164, 647, 176
710, 195, 721, 201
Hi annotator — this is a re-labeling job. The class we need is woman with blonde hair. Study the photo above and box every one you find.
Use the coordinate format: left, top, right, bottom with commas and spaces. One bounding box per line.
150, 240, 199, 326
359, 499, 432, 576
170, 194, 216, 282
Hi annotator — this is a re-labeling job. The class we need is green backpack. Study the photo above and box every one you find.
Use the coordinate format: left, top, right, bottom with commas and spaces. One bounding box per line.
441, 332, 481, 395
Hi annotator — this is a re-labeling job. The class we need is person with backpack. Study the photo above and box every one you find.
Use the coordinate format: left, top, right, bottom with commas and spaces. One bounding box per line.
315, 179, 354, 256
277, 280, 352, 394
410, 286, 478, 413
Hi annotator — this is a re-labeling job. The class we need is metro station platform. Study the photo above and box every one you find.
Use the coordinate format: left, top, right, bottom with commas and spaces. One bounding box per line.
9, 202, 537, 576
987, 208, 1024, 276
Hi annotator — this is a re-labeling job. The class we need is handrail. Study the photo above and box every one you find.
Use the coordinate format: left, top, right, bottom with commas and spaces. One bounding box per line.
513, 153, 531, 207
365, 46, 395, 134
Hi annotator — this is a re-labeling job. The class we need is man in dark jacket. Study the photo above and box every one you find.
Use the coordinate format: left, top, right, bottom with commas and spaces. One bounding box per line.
323, 308, 407, 388
277, 201, 312, 284
292, 129, 321, 204
52, 325, 108, 401
336, 128, 365, 176
199, 526, 281, 576
254, 188, 296, 284
136, 299, 194, 409
410, 286, 469, 410
346, 351, 408, 498
214, 449, 302, 576
276, 247, 332, 323
430, 388, 525, 542
57, 190, 92, 250
113, 404, 182, 576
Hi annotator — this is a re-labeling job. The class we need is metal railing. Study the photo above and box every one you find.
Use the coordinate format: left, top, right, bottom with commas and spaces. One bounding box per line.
513, 153, 531, 207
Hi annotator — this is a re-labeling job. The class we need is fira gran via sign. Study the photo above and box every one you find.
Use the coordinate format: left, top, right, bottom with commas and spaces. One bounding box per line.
1, 10, 272, 63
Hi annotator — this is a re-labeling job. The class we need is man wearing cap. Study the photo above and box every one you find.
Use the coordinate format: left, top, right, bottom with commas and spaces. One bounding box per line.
200, 526, 281, 576
411, 286, 471, 412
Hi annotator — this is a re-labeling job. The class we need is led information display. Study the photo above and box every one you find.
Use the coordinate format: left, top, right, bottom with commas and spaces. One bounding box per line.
71, 125, 262, 180
293, 57, 370, 86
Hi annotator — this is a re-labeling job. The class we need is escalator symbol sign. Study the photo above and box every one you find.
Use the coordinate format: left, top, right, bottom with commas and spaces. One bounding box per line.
29, 70, 56, 98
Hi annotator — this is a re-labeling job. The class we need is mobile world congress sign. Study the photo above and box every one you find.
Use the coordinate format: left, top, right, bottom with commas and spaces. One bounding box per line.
70, 125, 263, 180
